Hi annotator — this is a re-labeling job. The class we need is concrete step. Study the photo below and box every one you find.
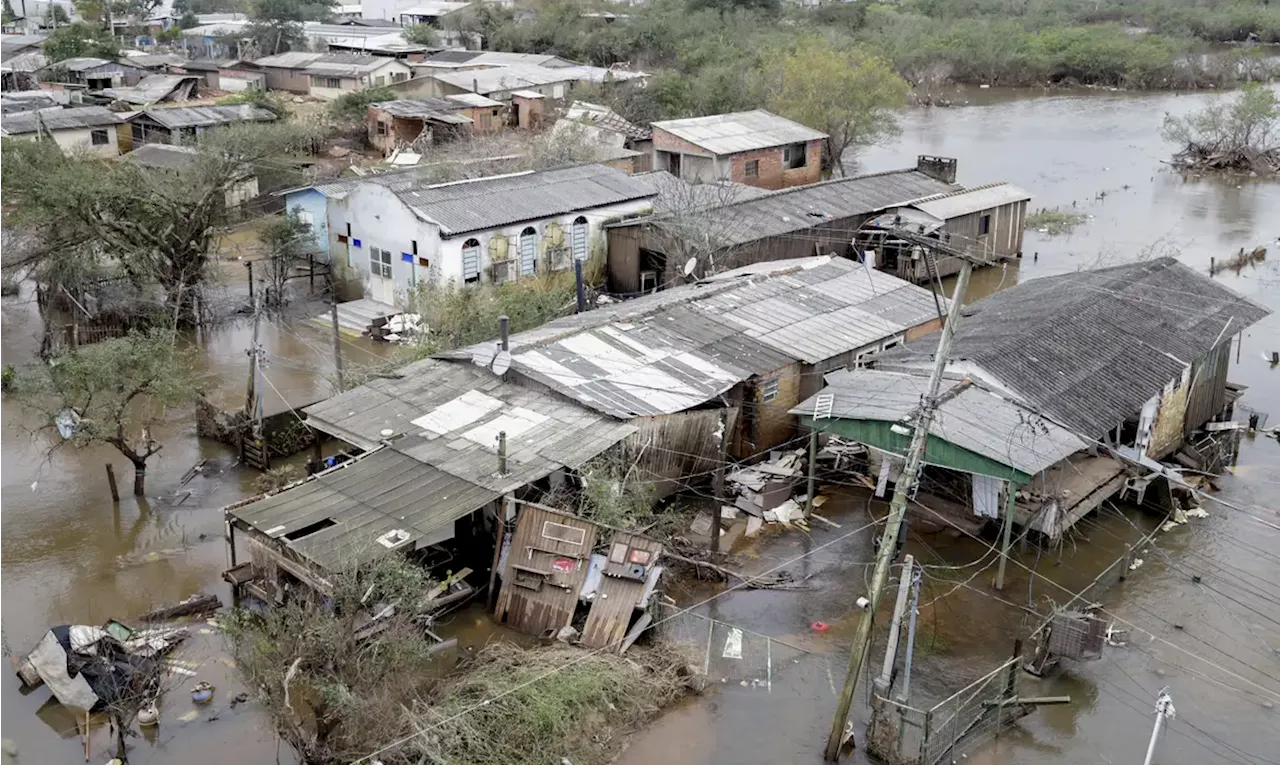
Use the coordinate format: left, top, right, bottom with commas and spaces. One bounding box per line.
307, 299, 400, 338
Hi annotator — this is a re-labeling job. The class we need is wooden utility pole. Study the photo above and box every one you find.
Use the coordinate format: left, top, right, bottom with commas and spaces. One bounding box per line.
330, 285, 345, 392
824, 254, 974, 761
105, 464, 120, 502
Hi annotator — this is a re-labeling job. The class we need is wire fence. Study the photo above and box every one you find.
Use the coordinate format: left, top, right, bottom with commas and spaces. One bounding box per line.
866, 656, 1021, 765
651, 603, 818, 691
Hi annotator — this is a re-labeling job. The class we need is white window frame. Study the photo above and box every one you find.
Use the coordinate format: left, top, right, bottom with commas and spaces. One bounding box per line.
542, 520, 586, 546
370, 247, 393, 279
761, 377, 780, 402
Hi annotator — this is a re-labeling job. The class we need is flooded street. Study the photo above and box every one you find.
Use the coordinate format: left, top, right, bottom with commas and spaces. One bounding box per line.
622, 86, 1280, 765
0, 262, 394, 764
4, 86, 1279, 765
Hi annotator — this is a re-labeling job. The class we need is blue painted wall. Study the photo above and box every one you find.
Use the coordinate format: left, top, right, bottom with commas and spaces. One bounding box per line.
282, 188, 331, 261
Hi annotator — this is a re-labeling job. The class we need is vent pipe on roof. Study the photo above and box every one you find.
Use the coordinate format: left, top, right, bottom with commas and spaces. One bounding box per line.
499, 314, 509, 350
497, 430, 508, 476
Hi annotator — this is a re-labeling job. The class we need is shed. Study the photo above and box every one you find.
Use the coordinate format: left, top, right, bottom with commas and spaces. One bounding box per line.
1, 105, 124, 156
650, 109, 828, 190
41, 57, 147, 89
127, 103, 277, 145
580, 531, 663, 649
495, 505, 598, 636
604, 160, 960, 294
790, 369, 1121, 539
100, 74, 200, 105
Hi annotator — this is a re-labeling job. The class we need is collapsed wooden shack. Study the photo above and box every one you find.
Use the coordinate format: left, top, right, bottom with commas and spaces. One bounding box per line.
495, 503, 664, 650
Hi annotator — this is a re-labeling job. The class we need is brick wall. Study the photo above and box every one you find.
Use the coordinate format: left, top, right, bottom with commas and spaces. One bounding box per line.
654, 127, 823, 190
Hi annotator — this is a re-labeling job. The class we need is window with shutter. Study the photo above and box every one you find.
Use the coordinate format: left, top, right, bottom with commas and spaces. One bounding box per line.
519, 227, 538, 277
571, 216, 588, 262
462, 238, 481, 284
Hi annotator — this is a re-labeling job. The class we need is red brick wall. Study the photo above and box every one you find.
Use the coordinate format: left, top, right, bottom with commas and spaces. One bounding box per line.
653, 127, 822, 190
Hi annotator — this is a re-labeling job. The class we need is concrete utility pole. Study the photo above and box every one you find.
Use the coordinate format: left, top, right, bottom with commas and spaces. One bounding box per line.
329, 284, 345, 392
995, 480, 1019, 590
710, 408, 727, 554
1143, 688, 1175, 765
824, 238, 977, 761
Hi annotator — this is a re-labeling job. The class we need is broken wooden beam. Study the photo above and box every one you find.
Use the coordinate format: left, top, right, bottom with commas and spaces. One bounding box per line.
982, 695, 1072, 707
137, 593, 222, 623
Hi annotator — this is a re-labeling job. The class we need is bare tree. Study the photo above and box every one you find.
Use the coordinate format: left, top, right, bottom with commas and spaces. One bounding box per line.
257, 211, 314, 308
645, 176, 751, 286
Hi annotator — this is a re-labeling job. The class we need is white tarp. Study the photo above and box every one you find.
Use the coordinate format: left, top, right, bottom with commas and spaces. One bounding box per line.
28, 632, 99, 710
972, 474, 1000, 519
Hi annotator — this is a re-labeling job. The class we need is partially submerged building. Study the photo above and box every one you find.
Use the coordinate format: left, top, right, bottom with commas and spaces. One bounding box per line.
604, 159, 961, 294
800, 257, 1270, 538
223, 358, 636, 606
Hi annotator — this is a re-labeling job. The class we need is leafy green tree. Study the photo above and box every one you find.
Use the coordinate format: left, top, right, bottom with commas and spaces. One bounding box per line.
1162, 82, 1280, 170
43, 23, 121, 62
402, 22, 438, 46
13, 329, 200, 495
258, 211, 314, 307
758, 39, 909, 173
45, 3, 70, 24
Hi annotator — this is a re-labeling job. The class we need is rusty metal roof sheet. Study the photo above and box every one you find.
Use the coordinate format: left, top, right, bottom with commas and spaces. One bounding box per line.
879, 258, 1271, 438
134, 103, 276, 128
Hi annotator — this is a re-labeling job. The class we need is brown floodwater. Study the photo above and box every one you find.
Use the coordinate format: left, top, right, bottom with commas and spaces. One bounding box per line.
619, 85, 1280, 765
4, 86, 1280, 765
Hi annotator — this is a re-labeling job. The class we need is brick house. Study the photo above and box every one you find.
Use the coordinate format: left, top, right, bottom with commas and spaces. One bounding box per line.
649, 109, 827, 190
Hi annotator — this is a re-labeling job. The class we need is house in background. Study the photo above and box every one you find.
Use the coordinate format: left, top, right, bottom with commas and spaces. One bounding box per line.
39, 57, 147, 90
125, 143, 259, 207
649, 109, 827, 190
126, 104, 277, 146
604, 158, 961, 294
246, 52, 325, 94
859, 179, 1032, 281
395, 64, 578, 103
365, 94, 502, 155
303, 53, 412, 98
330, 164, 657, 309
100, 74, 200, 106
1, 33, 48, 90
0, 105, 124, 156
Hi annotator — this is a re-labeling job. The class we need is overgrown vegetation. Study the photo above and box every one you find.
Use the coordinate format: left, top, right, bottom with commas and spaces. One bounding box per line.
578, 457, 657, 530
1025, 207, 1089, 235
258, 211, 315, 307
405, 642, 693, 765
1162, 82, 1280, 173
227, 555, 693, 765
329, 86, 396, 123
42, 22, 121, 63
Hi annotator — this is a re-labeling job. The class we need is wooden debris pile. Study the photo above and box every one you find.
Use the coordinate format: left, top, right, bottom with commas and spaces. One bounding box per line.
1169, 144, 1280, 174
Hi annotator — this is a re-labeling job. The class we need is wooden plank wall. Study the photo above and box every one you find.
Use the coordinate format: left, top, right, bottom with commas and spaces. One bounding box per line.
581, 531, 664, 650
495, 506, 597, 636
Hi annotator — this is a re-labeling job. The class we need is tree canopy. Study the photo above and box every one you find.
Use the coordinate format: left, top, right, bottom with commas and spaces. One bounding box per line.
758, 39, 909, 172
13, 329, 200, 495
43, 23, 121, 62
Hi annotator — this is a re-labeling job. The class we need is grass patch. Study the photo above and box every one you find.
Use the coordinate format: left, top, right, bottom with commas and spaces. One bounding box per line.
408, 642, 694, 765
1025, 207, 1089, 235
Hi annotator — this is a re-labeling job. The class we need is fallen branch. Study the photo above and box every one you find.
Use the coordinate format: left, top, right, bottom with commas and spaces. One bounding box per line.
662, 550, 811, 590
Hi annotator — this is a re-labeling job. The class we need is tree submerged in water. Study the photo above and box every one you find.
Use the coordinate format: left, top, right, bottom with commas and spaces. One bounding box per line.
1162, 83, 1280, 174
12, 329, 200, 496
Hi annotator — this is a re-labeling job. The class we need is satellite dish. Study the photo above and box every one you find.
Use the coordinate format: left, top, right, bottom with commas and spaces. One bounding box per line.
491, 349, 512, 376
682, 257, 697, 277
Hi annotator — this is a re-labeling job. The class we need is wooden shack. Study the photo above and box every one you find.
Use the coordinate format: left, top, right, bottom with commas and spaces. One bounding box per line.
495, 505, 598, 636
581, 531, 664, 650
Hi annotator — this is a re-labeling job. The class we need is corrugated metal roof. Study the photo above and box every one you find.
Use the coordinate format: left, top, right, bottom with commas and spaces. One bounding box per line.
392, 164, 658, 236
135, 103, 276, 128
125, 143, 200, 170
303, 358, 636, 494
229, 448, 500, 571
56, 57, 123, 72
448, 257, 939, 419
2, 105, 122, 134
1, 49, 46, 71
372, 97, 470, 118
252, 51, 324, 69
398, 1, 471, 15
101, 74, 198, 105
566, 100, 651, 140
908, 182, 1032, 219
612, 169, 960, 249
879, 258, 1271, 438
446, 92, 501, 108
791, 369, 1087, 477
304, 53, 401, 76
430, 64, 574, 94
651, 109, 827, 155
